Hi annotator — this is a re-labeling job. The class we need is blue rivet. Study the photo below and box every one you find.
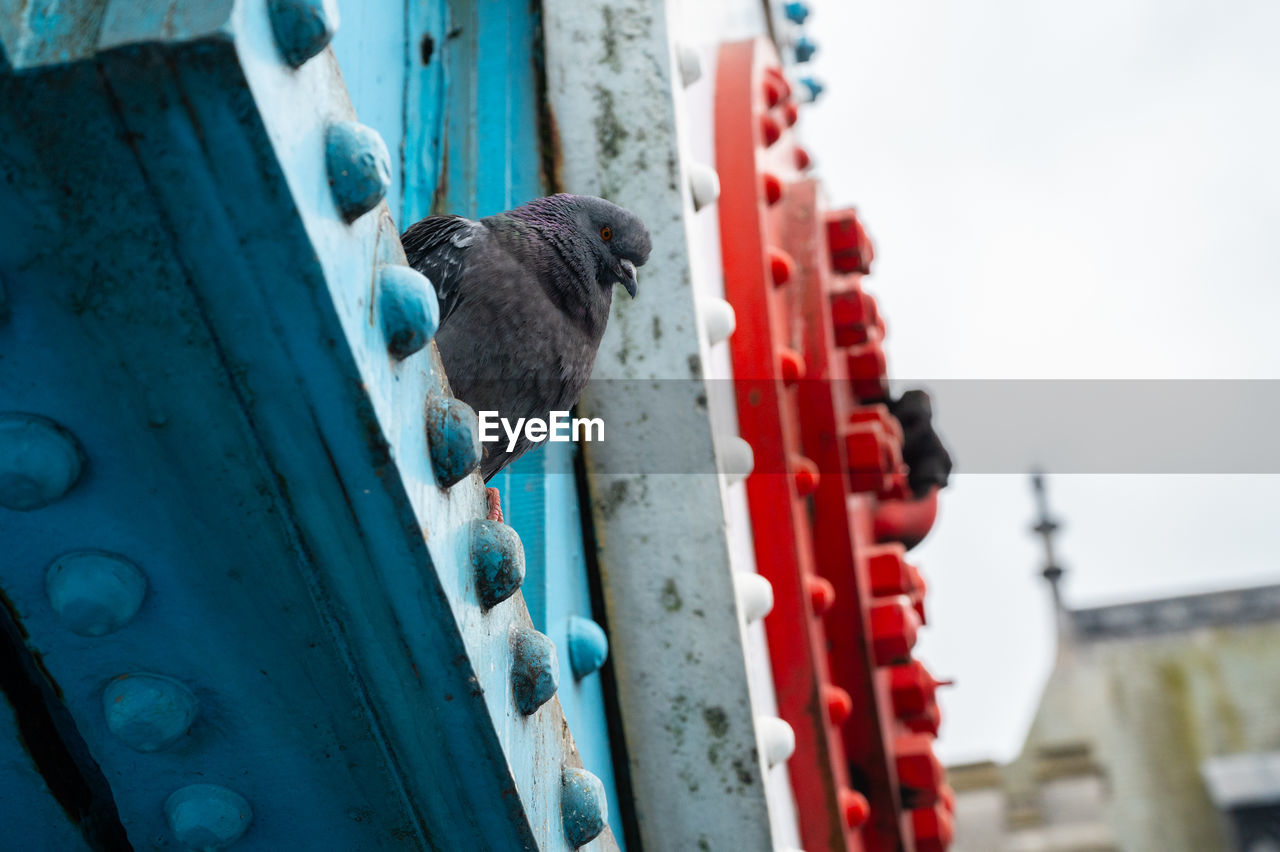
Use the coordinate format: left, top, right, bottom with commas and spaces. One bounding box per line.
267, 0, 339, 67
325, 121, 391, 223
103, 673, 198, 752
794, 35, 818, 63
566, 616, 609, 680
470, 519, 525, 609
45, 550, 146, 636
800, 76, 825, 100
378, 265, 440, 360
0, 413, 85, 511
425, 395, 480, 488
165, 784, 253, 850
562, 767, 608, 848
784, 1, 811, 24
510, 627, 558, 714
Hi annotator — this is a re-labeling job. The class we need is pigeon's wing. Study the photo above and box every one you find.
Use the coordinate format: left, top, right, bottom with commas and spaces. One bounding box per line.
400, 215, 486, 326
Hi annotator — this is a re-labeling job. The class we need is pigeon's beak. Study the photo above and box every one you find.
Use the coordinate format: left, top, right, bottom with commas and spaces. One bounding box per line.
619, 259, 638, 298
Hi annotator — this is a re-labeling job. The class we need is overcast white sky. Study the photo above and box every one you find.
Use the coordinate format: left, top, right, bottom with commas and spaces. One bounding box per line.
796, 0, 1280, 763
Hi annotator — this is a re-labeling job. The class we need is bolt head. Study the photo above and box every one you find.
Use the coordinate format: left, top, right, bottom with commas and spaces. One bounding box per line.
566, 616, 609, 680
104, 673, 198, 752
840, 789, 871, 827
470, 519, 525, 609
325, 121, 391, 223
46, 551, 146, 636
807, 575, 836, 615
378, 265, 440, 360
784, 1, 812, 24
732, 574, 774, 624
562, 767, 608, 847
425, 395, 481, 488
757, 716, 796, 767
267, 0, 340, 67
511, 627, 559, 714
165, 784, 252, 850
0, 413, 85, 511
688, 162, 721, 211
794, 36, 818, 63
825, 684, 854, 726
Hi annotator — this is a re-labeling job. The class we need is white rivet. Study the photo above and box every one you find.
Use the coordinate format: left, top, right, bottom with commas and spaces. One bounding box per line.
700, 297, 736, 345
734, 573, 774, 623
718, 436, 754, 485
688, 163, 721, 211
676, 44, 702, 87
758, 716, 796, 768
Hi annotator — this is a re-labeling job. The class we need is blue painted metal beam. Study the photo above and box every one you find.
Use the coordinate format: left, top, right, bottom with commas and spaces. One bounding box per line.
0, 1, 615, 848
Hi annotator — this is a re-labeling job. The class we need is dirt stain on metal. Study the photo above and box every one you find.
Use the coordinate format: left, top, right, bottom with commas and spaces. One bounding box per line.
661, 578, 682, 612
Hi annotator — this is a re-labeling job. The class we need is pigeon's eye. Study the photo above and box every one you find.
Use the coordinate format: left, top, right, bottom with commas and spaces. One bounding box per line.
600, 226, 613, 242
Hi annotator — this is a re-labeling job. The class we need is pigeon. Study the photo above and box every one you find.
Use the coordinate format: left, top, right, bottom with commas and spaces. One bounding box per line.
401, 194, 651, 520
888, 389, 952, 498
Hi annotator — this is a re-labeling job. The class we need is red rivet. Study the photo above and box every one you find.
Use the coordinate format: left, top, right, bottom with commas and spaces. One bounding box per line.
760, 114, 782, 147
792, 455, 820, 496
763, 65, 791, 101
824, 684, 853, 725
839, 789, 871, 828
761, 171, 784, 205
768, 247, 795, 287
762, 76, 785, 108
807, 575, 835, 615
782, 102, 799, 127
794, 145, 812, 171
778, 347, 806, 385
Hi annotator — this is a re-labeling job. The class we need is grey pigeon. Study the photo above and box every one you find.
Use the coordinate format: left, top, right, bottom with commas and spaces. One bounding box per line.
401, 194, 651, 503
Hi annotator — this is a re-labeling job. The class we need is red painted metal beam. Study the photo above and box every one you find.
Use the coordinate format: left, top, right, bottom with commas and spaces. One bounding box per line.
715, 37, 951, 852
716, 38, 858, 852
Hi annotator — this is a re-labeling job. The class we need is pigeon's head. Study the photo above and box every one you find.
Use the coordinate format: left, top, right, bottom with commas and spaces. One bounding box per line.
571, 195, 652, 298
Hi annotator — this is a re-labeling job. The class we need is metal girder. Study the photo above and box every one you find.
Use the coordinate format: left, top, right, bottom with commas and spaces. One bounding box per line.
542, 1, 778, 848
0, 1, 613, 849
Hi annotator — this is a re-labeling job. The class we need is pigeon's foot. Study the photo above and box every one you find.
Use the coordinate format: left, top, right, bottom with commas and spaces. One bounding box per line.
485, 487, 504, 523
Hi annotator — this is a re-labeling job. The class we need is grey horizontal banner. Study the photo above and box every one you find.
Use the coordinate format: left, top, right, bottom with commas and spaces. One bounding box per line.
914, 379, 1280, 474
499, 379, 1280, 475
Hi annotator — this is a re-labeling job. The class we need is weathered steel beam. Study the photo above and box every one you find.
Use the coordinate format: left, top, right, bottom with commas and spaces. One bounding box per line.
542, 1, 778, 847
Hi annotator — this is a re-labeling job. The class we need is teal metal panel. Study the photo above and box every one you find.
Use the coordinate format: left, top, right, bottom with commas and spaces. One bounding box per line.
332, 1, 408, 221
430, 0, 546, 218
499, 442, 629, 850
0, 0, 618, 848
404, 0, 449, 225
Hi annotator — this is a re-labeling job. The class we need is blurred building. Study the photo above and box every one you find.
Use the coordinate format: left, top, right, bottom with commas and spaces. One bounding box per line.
950, 479, 1280, 852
